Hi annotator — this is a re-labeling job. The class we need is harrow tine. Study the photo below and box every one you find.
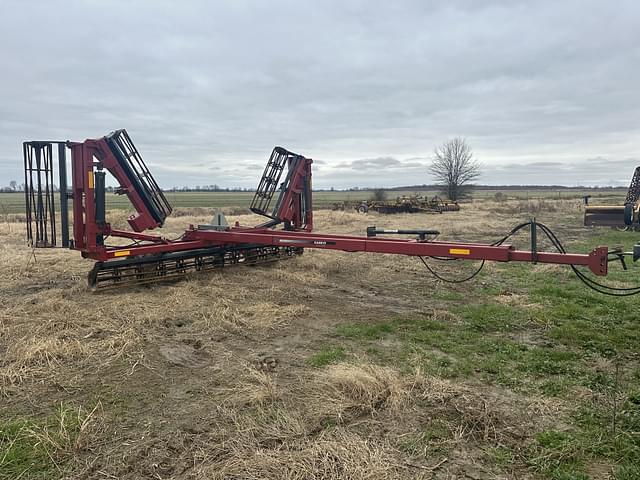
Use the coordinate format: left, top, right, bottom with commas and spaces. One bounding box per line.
88, 246, 302, 291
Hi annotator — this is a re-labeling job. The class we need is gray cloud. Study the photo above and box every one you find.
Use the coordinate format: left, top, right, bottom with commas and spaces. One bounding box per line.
335, 157, 403, 169
0, 0, 638, 189
483, 157, 639, 186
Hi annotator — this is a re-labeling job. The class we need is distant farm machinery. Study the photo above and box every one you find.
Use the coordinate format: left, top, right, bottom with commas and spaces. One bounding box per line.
21, 129, 640, 294
584, 166, 640, 231
347, 195, 460, 214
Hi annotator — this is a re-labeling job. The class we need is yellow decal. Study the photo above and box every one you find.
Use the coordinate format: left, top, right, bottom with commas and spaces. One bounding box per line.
87, 171, 94, 189
113, 250, 131, 257
449, 248, 470, 255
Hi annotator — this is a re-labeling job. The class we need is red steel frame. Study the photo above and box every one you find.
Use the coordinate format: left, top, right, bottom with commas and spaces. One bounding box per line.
69, 137, 164, 253
278, 156, 313, 232
68, 133, 609, 277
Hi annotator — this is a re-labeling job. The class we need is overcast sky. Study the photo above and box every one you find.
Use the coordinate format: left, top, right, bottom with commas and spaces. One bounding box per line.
1, 0, 638, 189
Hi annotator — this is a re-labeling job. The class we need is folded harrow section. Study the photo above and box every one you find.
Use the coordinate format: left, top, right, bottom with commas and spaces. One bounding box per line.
104, 129, 172, 225
251, 147, 300, 218
23, 141, 68, 247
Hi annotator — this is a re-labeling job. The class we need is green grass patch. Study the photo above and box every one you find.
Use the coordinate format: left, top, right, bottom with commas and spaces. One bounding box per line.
459, 303, 532, 332
336, 321, 397, 339
307, 346, 347, 367
335, 308, 587, 389
485, 446, 516, 469
521, 389, 640, 478
397, 420, 452, 457
527, 430, 589, 479
0, 404, 95, 480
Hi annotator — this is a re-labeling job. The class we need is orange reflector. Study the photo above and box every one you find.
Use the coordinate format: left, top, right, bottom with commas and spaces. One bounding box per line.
87, 171, 94, 189
113, 250, 131, 257
449, 248, 470, 255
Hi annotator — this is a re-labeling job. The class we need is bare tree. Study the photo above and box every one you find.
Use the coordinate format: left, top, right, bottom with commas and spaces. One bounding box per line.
429, 138, 480, 201
9, 180, 17, 191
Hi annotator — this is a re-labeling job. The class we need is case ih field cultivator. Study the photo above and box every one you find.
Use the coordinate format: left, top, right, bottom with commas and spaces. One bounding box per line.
22, 130, 640, 295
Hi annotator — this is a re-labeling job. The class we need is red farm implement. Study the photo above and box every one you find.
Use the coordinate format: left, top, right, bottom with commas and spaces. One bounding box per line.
22, 130, 640, 295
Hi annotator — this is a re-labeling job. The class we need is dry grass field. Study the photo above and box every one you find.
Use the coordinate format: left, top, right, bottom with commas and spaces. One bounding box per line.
1, 201, 639, 479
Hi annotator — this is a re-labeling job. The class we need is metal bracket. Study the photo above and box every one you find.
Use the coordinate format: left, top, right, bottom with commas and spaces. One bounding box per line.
607, 247, 628, 270
530, 218, 538, 264
366, 226, 440, 241
197, 211, 230, 231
